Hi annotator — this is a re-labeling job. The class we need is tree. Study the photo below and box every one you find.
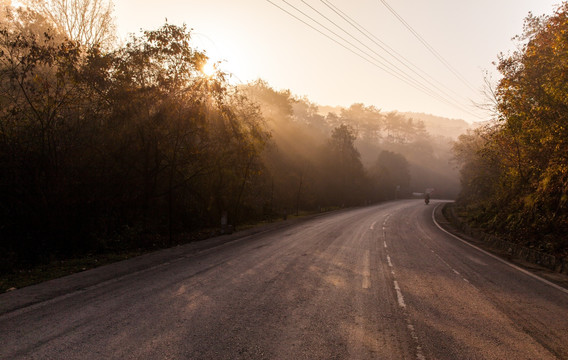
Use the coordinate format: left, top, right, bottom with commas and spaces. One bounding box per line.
453, 126, 502, 211
339, 103, 382, 142
495, 5, 568, 220
0, 20, 272, 268
0, 20, 115, 263
494, 4, 568, 236
454, 3, 568, 254
371, 151, 410, 200
1, 1, 62, 38
242, 81, 323, 217
24, 0, 116, 48
322, 124, 366, 206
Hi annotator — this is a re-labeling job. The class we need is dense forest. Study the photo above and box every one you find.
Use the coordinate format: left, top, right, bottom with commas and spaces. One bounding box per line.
453, 3, 568, 258
0, 0, 462, 270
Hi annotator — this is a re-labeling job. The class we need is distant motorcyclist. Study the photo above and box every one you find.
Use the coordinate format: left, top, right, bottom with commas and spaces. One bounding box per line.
424, 192, 430, 205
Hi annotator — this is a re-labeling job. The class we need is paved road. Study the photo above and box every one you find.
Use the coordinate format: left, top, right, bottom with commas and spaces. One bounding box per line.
1, 200, 567, 359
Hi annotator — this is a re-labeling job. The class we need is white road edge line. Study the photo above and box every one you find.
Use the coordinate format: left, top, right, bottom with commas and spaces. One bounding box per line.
432, 203, 568, 295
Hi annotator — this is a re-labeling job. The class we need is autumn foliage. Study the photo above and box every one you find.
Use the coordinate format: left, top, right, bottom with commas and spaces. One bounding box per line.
453, 3, 568, 257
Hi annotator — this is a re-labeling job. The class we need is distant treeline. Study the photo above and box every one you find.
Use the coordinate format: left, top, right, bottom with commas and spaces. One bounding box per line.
0, 3, 460, 269
453, 3, 568, 257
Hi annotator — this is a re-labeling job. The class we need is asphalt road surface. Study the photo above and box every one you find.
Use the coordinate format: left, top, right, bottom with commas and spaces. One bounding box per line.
1, 200, 568, 359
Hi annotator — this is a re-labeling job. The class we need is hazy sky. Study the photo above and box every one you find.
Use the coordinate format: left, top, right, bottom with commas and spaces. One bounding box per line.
114, 0, 561, 123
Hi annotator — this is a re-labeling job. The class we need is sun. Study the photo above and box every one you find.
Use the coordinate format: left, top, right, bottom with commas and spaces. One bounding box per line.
201, 60, 216, 77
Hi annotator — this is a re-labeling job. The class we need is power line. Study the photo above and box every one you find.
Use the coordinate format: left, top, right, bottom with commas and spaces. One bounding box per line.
298, 0, 473, 112
270, 0, 446, 100
264, 0, 410, 84
322, 0, 470, 104
316, 0, 484, 119
377, 0, 479, 94
266, 0, 484, 119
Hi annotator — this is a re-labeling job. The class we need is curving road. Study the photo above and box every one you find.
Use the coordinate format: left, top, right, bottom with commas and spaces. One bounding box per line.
1, 200, 567, 359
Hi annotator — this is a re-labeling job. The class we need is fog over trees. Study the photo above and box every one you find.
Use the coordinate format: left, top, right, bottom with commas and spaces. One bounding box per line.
0, 1, 464, 270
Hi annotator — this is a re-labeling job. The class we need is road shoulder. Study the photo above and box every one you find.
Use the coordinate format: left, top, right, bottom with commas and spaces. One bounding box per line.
433, 202, 568, 291
0, 214, 324, 316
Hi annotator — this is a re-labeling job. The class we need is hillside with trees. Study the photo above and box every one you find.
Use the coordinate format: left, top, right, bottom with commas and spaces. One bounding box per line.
0, 0, 463, 272
400, 112, 470, 140
453, 3, 568, 258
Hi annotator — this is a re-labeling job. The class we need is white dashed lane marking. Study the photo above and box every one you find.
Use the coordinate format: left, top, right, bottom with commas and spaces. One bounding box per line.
430, 247, 471, 284
382, 214, 425, 360
362, 250, 371, 289
393, 280, 406, 308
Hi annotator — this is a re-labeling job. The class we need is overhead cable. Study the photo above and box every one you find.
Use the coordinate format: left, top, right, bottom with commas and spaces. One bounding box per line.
265, 0, 485, 119
322, 0, 471, 104
268, 0, 446, 101
377, 0, 479, 94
